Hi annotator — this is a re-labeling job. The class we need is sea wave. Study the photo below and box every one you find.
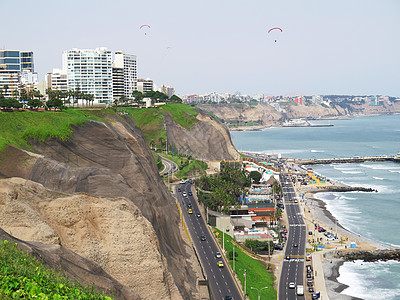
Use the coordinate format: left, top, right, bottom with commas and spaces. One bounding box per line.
338, 260, 400, 300
341, 171, 364, 174
360, 164, 400, 171
373, 177, 385, 180
310, 149, 324, 153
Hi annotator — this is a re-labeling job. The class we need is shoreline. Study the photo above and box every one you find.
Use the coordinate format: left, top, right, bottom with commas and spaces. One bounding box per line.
228, 113, 400, 132
300, 186, 390, 299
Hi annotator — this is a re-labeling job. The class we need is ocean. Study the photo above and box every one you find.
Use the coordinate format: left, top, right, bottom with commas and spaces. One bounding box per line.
230, 114, 400, 300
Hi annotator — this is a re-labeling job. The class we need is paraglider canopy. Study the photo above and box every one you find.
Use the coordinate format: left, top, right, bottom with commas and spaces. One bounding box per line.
140, 24, 151, 35
268, 27, 283, 33
268, 27, 283, 42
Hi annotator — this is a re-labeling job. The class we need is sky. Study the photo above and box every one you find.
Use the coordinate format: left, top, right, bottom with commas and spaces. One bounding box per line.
2, 0, 400, 96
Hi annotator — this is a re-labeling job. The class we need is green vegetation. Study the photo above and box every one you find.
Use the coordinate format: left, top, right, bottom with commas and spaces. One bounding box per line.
175, 159, 208, 179
213, 229, 276, 300
196, 161, 250, 212
0, 110, 103, 151
159, 153, 208, 179
249, 171, 262, 184
0, 240, 111, 299
124, 103, 199, 149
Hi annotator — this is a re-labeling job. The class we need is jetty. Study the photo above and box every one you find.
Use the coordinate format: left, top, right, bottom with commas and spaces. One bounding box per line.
296, 153, 400, 165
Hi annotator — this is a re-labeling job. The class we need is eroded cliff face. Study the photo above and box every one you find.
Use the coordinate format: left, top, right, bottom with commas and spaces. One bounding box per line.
0, 116, 202, 300
165, 110, 239, 160
198, 102, 400, 126
198, 103, 282, 126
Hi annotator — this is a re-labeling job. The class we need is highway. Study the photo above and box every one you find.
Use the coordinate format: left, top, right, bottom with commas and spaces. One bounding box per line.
278, 174, 306, 300
176, 181, 243, 300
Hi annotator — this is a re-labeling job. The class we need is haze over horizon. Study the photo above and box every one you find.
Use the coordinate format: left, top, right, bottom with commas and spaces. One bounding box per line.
3, 0, 399, 97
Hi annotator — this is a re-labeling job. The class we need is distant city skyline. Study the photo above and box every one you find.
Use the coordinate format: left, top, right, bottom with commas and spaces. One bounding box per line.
2, 0, 399, 96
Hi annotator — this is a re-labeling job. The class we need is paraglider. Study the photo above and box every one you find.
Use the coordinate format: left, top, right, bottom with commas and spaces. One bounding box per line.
140, 24, 151, 35
268, 27, 283, 42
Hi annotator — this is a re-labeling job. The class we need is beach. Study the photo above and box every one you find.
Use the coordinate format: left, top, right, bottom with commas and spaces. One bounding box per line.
299, 183, 389, 299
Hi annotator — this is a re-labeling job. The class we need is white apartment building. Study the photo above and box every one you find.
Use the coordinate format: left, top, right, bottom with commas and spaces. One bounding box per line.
45, 68, 68, 92
137, 78, 153, 93
62, 47, 113, 103
113, 51, 137, 98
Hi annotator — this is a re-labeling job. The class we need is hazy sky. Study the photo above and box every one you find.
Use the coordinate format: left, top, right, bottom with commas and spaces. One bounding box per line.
3, 0, 399, 96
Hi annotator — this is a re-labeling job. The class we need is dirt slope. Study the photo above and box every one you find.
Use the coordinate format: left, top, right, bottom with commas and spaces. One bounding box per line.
0, 116, 203, 299
165, 110, 239, 160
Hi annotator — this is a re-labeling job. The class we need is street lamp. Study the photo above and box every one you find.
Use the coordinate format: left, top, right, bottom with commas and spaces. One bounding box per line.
250, 286, 268, 300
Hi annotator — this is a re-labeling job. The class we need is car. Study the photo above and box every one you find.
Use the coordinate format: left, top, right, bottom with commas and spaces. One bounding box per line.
306, 254, 312, 261
225, 296, 232, 300
188, 179, 193, 184
177, 187, 181, 192
293, 243, 298, 247
307, 273, 312, 278
182, 192, 187, 197
196, 212, 201, 218
308, 286, 314, 292
187, 203, 192, 208
180, 180, 186, 184
217, 261, 224, 268
308, 231, 313, 235
286, 255, 291, 260
289, 282, 296, 289
215, 252, 222, 258
200, 235, 206, 241
327, 236, 335, 241
188, 209, 193, 214
188, 191, 193, 196
294, 199, 298, 203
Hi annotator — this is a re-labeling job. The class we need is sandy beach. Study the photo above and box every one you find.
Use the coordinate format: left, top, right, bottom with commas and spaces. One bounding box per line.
299, 185, 390, 300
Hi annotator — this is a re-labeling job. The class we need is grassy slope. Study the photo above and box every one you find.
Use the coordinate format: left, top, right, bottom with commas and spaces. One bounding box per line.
0, 110, 105, 152
0, 240, 111, 299
120, 103, 199, 146
213, 228, 277, 300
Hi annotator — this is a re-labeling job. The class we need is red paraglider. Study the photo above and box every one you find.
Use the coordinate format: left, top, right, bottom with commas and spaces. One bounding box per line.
268, 27, 283, 42
140, 24, 151, 35
268, 27, 283, 33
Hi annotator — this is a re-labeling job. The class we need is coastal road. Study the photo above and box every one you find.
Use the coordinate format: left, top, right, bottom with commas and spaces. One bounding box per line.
176, 182, 243, 300
160, 157, 178, 175
279, 174, 306, 300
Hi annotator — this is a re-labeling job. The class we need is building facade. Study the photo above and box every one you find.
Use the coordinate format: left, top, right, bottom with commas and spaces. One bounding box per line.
62, 47, 113, 103
45, 68, 68, 92
0, 50, 36, 98
137, 78, 153, 93
113, 51, 137, 98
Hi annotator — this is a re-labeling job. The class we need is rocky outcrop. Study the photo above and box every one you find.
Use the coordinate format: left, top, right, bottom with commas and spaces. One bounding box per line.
165, 110, 239, 160
0, 226, 138, 300
335, 249, 400, 262
0, 116, 203, 299
198, 103, 282, 126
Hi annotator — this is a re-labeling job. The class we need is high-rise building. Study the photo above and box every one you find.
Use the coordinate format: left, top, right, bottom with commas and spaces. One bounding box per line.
0, 49, 36, 98
46, 68, 68, 92
137, 78, 153, 93
63, 47, 113, 103
160, 85, 175, 98
113, 51, 137, 98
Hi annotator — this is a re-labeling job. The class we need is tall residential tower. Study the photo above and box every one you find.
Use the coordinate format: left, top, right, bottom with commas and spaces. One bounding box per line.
62, 47, 113, 103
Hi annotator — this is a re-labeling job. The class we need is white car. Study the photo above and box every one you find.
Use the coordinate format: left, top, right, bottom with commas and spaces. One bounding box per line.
289, 282, 296, 289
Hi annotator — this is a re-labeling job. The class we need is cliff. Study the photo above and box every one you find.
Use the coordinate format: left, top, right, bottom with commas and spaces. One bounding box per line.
165, 110, 239, 160
197, 102, 400, 127
0, 114, 205, 299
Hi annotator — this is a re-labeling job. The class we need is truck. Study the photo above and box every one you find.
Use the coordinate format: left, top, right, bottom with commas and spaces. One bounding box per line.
296, 285, 304, 296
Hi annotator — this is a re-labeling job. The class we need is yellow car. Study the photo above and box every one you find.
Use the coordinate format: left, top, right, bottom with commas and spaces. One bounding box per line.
217, 261, 224, 268
188, 209, 193, 214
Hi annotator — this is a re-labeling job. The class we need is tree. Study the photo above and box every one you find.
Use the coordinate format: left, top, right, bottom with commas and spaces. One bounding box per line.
47, 98, 63, 109
132, 91, 143, 101
169, 95, 182, 103
28, 98, 43, 109
249, 171, 262, 184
